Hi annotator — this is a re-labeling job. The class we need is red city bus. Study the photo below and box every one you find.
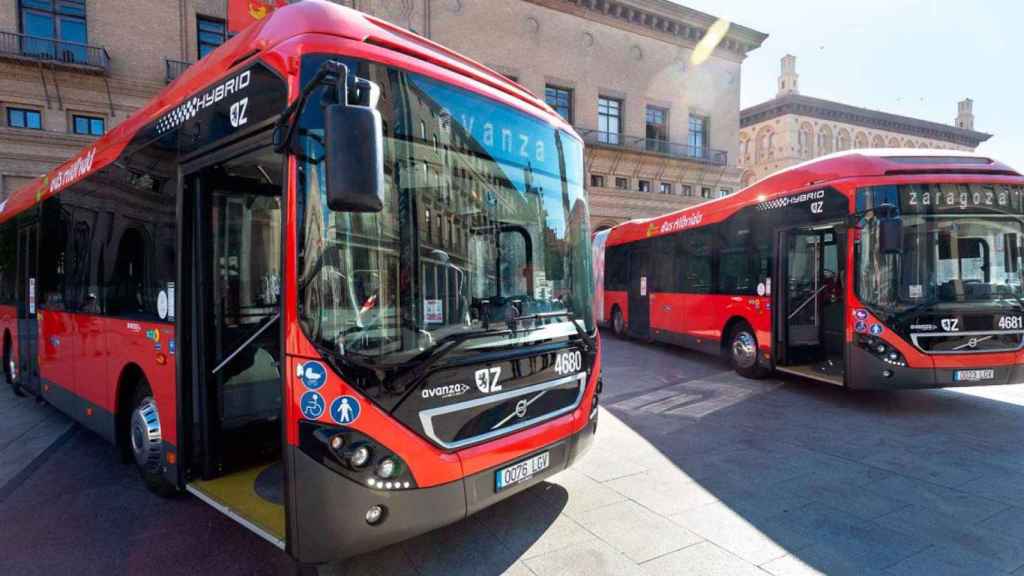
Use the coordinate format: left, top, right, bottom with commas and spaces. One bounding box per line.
0, 1, 599, 564
594, 149, 1024, 389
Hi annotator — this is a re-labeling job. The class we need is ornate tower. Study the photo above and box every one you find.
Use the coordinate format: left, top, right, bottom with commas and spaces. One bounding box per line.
778, 54, 799, 97
956, 98, 975, 130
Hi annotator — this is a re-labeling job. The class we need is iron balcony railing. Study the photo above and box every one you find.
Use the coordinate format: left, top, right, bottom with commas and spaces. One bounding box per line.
0, 30, 109, 73
165, 59, 192, 84
577, 128, 728, 166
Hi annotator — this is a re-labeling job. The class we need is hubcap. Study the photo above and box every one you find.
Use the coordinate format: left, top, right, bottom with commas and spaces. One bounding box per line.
130, 396, 162, 473
732, 331, 757, 369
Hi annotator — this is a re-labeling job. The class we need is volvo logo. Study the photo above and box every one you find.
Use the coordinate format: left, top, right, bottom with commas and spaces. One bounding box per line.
514, 399, 529, 418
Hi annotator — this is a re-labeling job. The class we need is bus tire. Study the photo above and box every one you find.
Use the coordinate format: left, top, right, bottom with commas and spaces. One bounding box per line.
728, 323, 769, 379
611, 306, 627, 339
127, 382, 176, 496
3, 332, 23, 397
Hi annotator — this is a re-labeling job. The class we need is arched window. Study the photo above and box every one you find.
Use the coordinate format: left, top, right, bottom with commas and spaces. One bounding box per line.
836, 129, 851, 151
871, 135, 885, 148
854, 132, 868, 149
756, 128, 772, 163
741, 170, 756, 188
817, 126, 834, 154
798, 122, 814, 158
888, 137, 900, 148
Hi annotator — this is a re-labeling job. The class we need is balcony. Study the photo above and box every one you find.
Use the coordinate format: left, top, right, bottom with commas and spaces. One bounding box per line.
0, 30, 109, 74
165, 59, 192, 84
577, 128, 728, 166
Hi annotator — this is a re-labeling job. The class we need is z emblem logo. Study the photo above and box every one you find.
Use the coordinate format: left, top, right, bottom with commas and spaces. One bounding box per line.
230, 97, 249, 128
941, 318, 960, 332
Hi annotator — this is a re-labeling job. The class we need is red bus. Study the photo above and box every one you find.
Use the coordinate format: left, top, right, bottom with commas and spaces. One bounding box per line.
595, 149, 1024, 389
0, 1, 599, 565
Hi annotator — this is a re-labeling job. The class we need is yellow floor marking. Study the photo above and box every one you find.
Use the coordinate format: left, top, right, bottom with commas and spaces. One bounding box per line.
191, 463, 285, 541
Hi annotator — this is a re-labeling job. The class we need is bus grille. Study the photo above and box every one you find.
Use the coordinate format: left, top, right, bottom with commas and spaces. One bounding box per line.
911, 331, 1024, 354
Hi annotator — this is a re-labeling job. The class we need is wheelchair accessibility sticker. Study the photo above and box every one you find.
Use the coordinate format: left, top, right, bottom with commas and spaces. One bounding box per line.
300, 391, 325, 420
330, 396, 361, 425
298, 361, 327, 390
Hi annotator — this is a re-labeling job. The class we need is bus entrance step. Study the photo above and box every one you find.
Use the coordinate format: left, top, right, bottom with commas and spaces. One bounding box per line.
187, 462, 286, 549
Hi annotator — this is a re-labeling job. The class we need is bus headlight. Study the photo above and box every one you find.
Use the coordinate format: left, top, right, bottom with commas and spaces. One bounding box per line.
303, 422, 418, 491
858, 335, 907, 367
376, 457, 398, 479
348, 444, 372, 468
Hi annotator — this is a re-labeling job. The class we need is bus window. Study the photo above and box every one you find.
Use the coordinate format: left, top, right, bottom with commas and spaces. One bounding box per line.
107, 228, 147, 316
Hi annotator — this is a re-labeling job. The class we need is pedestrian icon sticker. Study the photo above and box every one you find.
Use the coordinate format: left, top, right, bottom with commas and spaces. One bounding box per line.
298, 361, 327, 390
300, 391, 325, 420
331, 396, 361, 425
869, 323, 884, 336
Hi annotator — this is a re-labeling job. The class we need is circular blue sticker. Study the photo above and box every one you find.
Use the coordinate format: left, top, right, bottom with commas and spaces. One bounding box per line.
855, 320, 867, 333
299, 391, 325, 420
854, 308, 869, 321
299, 361, 327, 390
869, 323, 884, 336
330, 396, 361, 425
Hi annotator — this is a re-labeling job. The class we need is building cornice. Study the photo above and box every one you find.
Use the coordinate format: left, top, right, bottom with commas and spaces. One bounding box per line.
740, 94, 992, 148
523, 0, 768, 60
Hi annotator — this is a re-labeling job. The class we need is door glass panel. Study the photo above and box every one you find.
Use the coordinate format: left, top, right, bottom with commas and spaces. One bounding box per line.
786, 233, 820, 346
206, 148, 283, 437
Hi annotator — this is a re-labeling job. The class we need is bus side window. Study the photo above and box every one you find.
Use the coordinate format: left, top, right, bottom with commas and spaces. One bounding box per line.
39, 197, 69, 311
0, 220, 15, 305
107, 227, 147, 317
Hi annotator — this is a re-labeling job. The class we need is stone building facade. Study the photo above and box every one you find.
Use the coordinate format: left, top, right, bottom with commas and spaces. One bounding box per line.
0, 0, 767, 231
738, 55, 993, 186
0, 0, 230, 198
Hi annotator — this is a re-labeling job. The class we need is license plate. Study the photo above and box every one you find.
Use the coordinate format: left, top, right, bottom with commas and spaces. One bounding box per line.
496, 452, 550, 491
954, 369, 995, 382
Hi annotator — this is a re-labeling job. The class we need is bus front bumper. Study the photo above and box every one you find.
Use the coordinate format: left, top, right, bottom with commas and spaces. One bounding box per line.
848, 345, 1024, 389
289, 416, 597, 564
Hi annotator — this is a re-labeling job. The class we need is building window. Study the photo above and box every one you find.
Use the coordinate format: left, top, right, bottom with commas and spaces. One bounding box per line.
638, 180, 651, 193
19, 0, 87, 62
598, 97, 622, 145
614, 177, 629, 190
719, 188, 731, 198
7, 107, 42, 130
590, 174, 605, 188
71, 114, 104, 136
645, 106, 668, 153
545, 85, 573, 123
701, 186, 712, 199
689, 114, 708, 156
197, 16, 226, 59
660, 182, 673, 195
681, 184, 693, 197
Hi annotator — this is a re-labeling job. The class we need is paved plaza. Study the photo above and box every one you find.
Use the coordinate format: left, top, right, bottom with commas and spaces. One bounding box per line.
5, 333, 1024, 575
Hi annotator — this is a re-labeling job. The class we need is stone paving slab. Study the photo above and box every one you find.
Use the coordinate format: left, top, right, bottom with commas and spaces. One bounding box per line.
0, 383, 72, 497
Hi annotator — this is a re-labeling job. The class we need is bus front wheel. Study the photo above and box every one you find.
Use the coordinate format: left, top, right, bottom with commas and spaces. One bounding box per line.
611, 306, 627, 339
128, 383, 176, 496
728, 323, 769, 379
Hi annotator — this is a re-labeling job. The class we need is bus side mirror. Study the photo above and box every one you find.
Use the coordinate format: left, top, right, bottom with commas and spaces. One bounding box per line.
879, 217, 903, 254
324, 78, 384, 213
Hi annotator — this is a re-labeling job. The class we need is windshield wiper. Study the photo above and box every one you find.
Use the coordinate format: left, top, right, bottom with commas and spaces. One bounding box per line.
894, 297, 942, 323
509, 311, 595, 353
386, 328, 513, 395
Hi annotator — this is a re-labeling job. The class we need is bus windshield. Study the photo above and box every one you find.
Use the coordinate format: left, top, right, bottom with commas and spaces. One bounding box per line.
857, 184, 1024, 312
297, 57, 593, 365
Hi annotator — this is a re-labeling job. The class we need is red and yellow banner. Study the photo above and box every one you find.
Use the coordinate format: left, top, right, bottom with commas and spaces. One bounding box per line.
228, 0, 289, 34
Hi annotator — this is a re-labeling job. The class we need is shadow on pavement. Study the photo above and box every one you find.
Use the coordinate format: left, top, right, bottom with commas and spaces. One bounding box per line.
596, 329, 1024, 575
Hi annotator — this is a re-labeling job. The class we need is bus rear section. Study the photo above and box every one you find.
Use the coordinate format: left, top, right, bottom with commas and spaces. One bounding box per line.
0, 2, 600, 566
595, 150, 1024, 390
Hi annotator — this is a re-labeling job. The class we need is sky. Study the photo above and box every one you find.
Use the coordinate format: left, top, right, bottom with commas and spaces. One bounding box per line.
675, 0, 1023, 171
